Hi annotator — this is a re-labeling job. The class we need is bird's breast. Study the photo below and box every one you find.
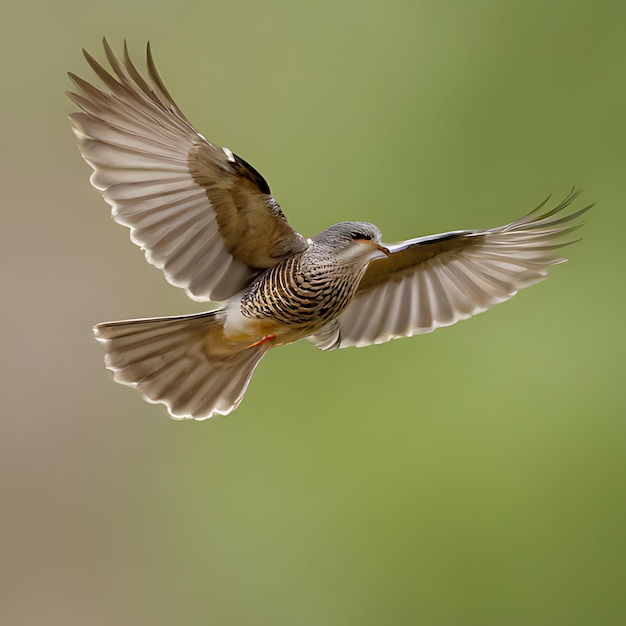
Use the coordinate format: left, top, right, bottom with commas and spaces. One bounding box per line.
238, 255, 364, 334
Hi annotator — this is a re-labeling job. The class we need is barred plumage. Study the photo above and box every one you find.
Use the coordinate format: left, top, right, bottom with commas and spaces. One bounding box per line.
240, 242, 376, 329
70, 41, 591, 420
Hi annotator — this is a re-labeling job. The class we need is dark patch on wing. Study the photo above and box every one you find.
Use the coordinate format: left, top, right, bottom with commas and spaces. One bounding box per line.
233, 153, 271, 195
415, 232, 466, 245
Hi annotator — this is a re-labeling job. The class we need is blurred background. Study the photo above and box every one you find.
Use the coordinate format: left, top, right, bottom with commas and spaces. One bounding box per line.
1, 1, 624, 624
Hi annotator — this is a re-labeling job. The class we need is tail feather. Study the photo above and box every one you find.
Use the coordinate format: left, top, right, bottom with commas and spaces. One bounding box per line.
94, 311, 270, 419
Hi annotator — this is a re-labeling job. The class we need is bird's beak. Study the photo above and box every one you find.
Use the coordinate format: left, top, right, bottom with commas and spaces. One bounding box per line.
358, 239, 391, 261
363, 241, 391, 261
376, 243, 391, 257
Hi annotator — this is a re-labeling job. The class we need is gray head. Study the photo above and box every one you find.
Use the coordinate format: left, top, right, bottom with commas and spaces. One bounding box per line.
313, 221, 383, 246
312, 221, 389, 263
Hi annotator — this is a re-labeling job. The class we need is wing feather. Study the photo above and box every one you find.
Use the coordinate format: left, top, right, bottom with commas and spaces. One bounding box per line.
337, 191, 591, 348
68, 39, 306, 302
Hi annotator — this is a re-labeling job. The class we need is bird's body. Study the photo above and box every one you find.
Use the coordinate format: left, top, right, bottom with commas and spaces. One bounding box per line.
239, 224, 387, 335
68, 40, 591, 420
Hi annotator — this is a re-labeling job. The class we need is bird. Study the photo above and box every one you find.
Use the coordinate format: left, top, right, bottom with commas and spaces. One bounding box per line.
67, 39, 591, 421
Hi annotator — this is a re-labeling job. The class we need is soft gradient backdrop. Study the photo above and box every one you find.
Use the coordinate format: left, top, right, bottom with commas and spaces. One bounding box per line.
2, 1, 624, 625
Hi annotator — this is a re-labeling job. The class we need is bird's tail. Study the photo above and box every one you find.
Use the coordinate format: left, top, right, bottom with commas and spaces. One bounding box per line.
94, 310, 270, 420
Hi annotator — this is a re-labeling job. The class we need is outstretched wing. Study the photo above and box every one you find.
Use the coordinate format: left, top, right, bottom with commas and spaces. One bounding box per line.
68, 39, 306, 302
336, 190, 591, 348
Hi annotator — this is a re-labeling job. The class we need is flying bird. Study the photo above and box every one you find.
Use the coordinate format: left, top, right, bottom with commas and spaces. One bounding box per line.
68, 40, 591, 420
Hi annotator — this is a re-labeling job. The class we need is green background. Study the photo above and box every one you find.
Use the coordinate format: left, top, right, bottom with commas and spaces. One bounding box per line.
2, 1, 624, 624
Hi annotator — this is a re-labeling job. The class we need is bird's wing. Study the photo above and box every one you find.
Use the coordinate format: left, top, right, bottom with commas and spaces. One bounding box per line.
68, 39, 306, 302
336, 190, 591, 348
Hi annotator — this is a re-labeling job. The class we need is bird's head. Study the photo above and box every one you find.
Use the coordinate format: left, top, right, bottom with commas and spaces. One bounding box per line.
312, 222, 390, 263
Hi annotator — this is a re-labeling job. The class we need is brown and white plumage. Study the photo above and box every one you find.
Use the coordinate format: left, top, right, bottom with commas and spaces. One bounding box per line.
68, 39, 306, 302
69, 40, 591, 420
337, 191, 589, 347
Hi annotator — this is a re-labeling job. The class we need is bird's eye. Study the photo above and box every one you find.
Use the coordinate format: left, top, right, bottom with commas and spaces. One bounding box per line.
351, 232, 372, 241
